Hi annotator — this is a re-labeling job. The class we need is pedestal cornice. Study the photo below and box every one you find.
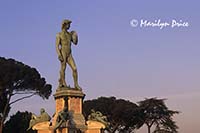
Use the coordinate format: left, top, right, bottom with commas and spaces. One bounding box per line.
54, 87, 85, 99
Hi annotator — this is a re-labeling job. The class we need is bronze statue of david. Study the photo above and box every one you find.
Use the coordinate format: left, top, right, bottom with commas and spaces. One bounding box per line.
56, 19, 81, 90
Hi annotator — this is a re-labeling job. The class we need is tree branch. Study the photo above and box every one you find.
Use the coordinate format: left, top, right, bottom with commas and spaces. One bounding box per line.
149, 119, 156, 127
2, 93, 12, 123
9, 93, 37, 105
112, 123, 120, 133
12, 91, 36, 95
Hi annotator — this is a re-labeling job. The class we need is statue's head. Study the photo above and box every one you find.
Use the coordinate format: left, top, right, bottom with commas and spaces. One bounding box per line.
40, 108, 45, 114
62, 19, 72, 30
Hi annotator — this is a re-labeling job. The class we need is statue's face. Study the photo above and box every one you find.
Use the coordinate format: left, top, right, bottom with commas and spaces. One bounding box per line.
64, 23, 70, 30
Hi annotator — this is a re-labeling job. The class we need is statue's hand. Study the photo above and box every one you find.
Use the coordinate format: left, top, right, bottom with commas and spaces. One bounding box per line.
71, 31, 78, 45
58, 55, 64, 62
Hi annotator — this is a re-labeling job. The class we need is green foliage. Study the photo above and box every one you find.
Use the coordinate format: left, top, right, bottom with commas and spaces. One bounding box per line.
83, 97, 140, 133
0, 57, 52, 100
3, 111, 36, 133
0, 57, 52, 132
84, 97, 179, 133
138, 98, 179, 133
153, 117, 178, 133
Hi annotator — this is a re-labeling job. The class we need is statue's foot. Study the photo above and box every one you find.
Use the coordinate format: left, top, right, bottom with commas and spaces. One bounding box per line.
59, 84, 66, 88
59, 83, 67, 88
75, 84, 82, 90
59, 79, 67, 88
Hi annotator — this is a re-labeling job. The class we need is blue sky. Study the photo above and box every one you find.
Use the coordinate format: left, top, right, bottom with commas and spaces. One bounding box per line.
0, 1, 200, 132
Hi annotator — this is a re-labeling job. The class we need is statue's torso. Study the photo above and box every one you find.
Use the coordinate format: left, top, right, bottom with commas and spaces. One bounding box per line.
59, 31, 72, 55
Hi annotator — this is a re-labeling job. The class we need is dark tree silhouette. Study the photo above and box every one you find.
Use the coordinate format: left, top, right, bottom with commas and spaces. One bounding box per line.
83, 97, 141, 133
138, 98, 179, 133
0, 57, 52, 133
3, 111, 36, 133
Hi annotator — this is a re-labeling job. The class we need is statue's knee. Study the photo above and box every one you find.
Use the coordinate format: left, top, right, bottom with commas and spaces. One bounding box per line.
61, 67, 66, 72
62, 64, 66, 68
73, 68, 77, 73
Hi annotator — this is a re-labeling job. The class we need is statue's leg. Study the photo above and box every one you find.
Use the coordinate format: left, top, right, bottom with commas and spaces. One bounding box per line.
59, 62, 67, 87
59, 52, 67, 87
68, 54, 82, 90
27, 119, 35, 130
54, 120, 64, 133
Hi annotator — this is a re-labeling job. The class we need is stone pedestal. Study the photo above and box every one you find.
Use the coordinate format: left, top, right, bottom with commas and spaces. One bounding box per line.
33, 87, 106, 133
32, 122, 52, 133
86, 121, 105, 133
53, 87, 87, 132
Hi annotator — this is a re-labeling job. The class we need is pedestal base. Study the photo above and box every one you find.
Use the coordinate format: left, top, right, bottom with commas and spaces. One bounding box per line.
32, 122, 52, 133
33, 87, 106, 133
53, 87, 87, 132
86, 121, 105, 133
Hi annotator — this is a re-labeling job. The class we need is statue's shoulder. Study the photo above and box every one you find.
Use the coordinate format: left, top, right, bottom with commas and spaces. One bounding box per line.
56, 32, 62, 38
